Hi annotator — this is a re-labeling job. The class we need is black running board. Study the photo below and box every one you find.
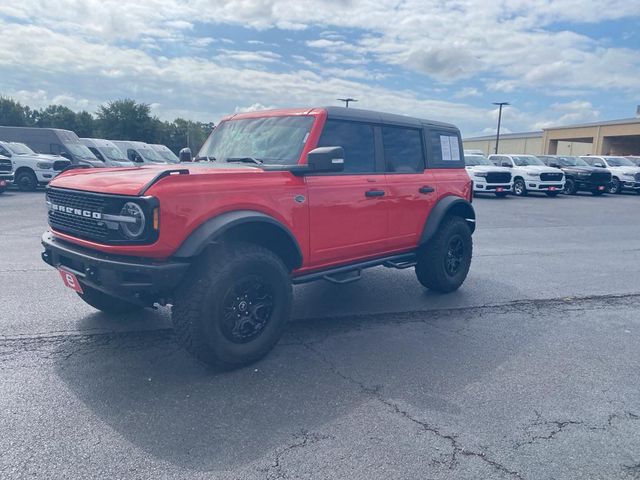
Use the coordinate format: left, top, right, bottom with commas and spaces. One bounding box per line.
292, 252, 416, 285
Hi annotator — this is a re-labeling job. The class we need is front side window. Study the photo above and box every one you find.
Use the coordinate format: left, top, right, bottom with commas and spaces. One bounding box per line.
88, 147, 105, 161
605, 156, 635, 167
199, 115, 315, 166
382, 126, 424, 173
66, 143, 97, 159
465, 154, 493, 166
317, 120, 375, 173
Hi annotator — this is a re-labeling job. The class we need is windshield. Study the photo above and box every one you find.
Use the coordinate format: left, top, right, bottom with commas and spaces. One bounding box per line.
557, 156, 589, 167
7, 142, 35, 155
100, 146, 128, 162
137, 148, 165, 163
513, 155, 544, 166
198, 115, 315, 165
627, 157, 640, 166
155, 147, 179, 163
66, 143, 97, 159
605, 156, 635, 167
465, 155, 493, 166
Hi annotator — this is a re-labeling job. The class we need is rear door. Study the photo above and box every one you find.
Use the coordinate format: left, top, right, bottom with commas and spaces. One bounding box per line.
306, 119, 389, 267
383, 125, 436, 251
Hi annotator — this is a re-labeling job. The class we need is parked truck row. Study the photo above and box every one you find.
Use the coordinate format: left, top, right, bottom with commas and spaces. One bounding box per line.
0, 126, 183, 192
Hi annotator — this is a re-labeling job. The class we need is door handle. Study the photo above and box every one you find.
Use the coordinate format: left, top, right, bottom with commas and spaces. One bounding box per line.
419, 186, 435, 194
365, 190, 385, 197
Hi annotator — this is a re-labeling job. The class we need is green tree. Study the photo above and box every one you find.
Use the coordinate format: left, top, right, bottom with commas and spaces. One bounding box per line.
96, 99, 157, 141
0, 97, 28, 126
74, 111, 95, 137
35, 105, 81, 131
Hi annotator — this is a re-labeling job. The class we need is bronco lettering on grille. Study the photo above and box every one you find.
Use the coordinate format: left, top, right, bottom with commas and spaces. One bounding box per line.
48, 202, 102, 219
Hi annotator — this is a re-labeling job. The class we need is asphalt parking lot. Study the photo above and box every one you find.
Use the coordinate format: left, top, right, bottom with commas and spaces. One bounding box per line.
2, 189, 640, 479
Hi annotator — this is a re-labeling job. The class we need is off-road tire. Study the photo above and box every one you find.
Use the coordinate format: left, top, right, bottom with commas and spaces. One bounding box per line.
16, 170, 37, 192
172, 242, 292, 369
415, 216, 472, 293
494, 191, 508, 198
77, 284, 143, 314
563, 179, 577, 195
513, 178, 527, 196
545, 191, 559, 197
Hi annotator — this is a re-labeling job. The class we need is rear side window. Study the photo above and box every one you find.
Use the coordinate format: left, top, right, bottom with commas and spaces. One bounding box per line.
427, 131, 464, 168
317, 120, 375, 173
382, 126, 425, 173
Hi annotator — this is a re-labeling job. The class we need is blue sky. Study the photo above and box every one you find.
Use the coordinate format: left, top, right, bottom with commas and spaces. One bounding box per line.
1, 0, 639, 137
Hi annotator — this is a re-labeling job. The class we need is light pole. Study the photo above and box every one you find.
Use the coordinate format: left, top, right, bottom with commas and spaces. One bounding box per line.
493, 102, 509, 154
338, 98, 357, 108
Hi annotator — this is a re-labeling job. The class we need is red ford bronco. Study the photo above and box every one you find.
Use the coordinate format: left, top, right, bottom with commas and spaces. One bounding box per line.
41, 107, 475, 368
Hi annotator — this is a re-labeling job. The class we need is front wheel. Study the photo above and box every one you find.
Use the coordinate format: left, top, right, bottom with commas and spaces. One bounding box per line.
172, 242, 292, 369
415, 216, 472, 293
77, 285, 144, 314
15, 170, 37, 192
513, 179, 527, 196
609, 178, 622, 194
563, 179, 577, 195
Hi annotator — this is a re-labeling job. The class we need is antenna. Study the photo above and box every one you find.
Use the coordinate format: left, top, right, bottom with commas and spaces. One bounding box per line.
337, 98, 357, 108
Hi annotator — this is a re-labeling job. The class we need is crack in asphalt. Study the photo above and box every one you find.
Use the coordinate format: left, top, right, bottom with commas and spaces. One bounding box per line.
261, 431, 334, 480
294, 334, 524, 480
514, 410, 583, 448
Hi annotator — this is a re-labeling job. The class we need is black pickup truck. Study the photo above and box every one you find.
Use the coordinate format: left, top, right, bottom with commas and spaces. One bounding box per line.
537, 155, 611, 195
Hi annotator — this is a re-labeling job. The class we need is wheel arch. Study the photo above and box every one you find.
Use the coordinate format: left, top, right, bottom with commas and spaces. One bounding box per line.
173, 210, 303, 271
14, 166, 36, 176
420, 196, 475, 246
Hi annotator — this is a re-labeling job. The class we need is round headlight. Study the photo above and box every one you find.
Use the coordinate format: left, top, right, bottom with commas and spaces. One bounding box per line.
120, 202, 146, 239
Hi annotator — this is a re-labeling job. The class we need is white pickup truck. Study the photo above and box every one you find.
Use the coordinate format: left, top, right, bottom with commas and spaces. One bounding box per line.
488, 154, 565, 197
0, 141, 70, 191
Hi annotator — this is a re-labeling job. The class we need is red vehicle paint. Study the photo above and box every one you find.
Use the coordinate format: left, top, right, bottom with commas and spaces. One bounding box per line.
41, 106, 475, 368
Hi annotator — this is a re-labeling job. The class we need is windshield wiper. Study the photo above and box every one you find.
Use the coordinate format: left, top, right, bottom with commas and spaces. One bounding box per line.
226, 156, 264, 165
195, 155, 216, 162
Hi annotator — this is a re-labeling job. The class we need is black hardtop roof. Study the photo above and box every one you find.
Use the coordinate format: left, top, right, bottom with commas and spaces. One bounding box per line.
323, 106, 458, 131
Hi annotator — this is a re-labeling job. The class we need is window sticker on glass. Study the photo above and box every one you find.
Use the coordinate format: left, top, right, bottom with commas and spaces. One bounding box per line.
440, 135, 460, 161
440, 136, 452, 161
449, 136, 460, 161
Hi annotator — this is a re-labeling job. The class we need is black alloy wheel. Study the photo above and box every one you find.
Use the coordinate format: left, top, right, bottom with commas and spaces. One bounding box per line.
221, 276, 275, 344
444, 235, 464, 276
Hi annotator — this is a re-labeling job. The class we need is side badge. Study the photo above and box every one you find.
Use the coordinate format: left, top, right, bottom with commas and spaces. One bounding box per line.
294, 195, 306, 204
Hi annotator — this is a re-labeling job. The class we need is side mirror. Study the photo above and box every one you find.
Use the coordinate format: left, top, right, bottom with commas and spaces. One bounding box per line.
501, 162, 512, 168
306, 146, 344, 173
594, 163, 604, 168
179, 147, 193, 162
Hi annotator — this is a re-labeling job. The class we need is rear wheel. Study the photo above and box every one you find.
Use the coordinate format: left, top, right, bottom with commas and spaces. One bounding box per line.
77, 285, 143, 314
415, 216, 472, 293
609, 178, 622, 194
563, 179, 577, 195
15, 170, 37, 192
172, 242, 292, 369
513, 178, 527, 196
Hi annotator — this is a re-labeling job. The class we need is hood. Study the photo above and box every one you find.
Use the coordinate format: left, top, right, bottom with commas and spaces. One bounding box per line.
49, 162, 259, 196
515, 165, 562, 174
466, 165, 511, 174
560, 165, 601, 174
35, 153, 65, 162
608, 166, 640, 175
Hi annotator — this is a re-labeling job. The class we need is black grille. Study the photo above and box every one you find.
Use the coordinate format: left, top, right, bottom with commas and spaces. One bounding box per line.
0, 159, 11, 173
540, 172, 563, 182
486, 172, 511, 184
53, 160, 70, 171
47, 189, 109, 241
591, 171, 612, 183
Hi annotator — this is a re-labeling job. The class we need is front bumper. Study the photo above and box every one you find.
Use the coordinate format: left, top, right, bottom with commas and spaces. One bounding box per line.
621, 180, 640, 190
41, 231, 190, 303
473, 181, 512, 193
526, 181, 564, 191
0, 174, 13, 186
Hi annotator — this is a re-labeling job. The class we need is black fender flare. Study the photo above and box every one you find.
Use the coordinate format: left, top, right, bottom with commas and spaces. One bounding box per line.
173, 210, 303, 269
419, 196, 476, 245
